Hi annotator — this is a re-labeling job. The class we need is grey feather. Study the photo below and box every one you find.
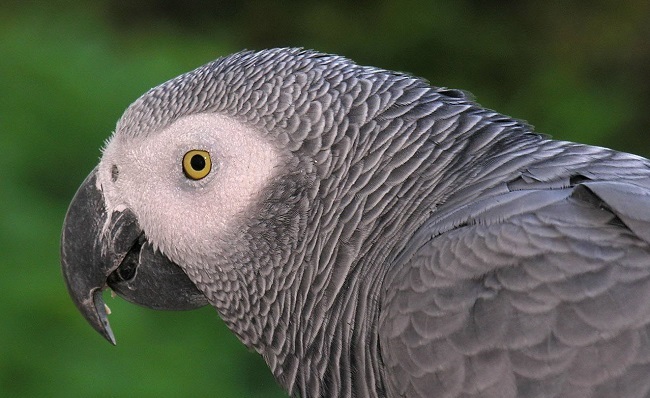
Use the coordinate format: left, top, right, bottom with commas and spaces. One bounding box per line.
61, 48, 650, 397
381, 178, 650, 397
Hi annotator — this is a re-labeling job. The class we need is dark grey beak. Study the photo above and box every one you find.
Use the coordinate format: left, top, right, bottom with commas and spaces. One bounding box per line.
61, 168, 208, 345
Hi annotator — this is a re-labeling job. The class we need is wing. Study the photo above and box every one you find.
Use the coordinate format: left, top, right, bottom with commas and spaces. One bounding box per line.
379, 180, 650, 398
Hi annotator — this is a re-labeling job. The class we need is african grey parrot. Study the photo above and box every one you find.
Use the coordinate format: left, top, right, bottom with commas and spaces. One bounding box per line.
61, 48, 650, 397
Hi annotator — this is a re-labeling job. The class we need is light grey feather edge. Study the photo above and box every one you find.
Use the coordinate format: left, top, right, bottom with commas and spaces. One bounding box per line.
380, 157, 650, 397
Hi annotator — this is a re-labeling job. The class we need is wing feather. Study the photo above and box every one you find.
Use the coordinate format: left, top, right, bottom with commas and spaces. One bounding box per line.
380, 180, 650, 397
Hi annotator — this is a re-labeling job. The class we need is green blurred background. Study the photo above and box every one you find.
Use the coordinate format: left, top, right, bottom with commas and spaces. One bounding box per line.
2, 1, 650, 396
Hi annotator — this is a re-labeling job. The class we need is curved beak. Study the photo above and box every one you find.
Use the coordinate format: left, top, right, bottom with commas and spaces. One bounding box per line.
61, 169, 141, 344
61, 169, 208, 345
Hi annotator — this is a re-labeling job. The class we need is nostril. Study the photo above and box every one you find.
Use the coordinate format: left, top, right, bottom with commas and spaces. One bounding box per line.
111, 165, 119, 182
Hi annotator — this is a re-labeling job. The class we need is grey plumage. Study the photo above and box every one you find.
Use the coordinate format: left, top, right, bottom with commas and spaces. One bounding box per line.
61, 48, 650, 397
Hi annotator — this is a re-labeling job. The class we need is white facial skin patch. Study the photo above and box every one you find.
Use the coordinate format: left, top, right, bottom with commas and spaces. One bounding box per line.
98, 113, 282, 265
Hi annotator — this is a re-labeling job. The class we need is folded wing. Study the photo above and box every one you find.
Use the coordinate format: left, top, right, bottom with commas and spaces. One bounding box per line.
380, 179, 650, 397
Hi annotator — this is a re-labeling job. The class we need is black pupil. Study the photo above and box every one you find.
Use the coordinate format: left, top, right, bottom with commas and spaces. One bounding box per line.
190, 154, 206, 171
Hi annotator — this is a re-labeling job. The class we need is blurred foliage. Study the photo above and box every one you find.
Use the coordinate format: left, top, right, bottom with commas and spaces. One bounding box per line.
1, 1, 649, 396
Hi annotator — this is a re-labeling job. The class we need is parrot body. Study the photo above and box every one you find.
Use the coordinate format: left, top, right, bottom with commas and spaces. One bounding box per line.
61, 48, 650, 397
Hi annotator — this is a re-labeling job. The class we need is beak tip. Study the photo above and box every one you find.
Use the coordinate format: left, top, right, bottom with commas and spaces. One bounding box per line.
105, 331, 117, 346
92, 290, 117, 345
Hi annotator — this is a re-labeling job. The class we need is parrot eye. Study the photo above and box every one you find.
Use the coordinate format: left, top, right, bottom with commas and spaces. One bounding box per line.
182, 150, 212, 180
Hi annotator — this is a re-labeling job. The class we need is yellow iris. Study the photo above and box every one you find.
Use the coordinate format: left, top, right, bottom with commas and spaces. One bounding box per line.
182, 150, 211, 180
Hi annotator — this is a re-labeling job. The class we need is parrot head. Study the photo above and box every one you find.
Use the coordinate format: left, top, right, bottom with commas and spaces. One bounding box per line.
61, 50, 297, 344
60, 48, 460, 376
